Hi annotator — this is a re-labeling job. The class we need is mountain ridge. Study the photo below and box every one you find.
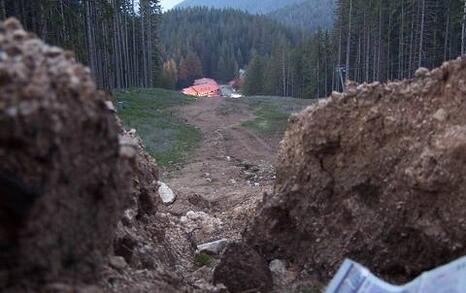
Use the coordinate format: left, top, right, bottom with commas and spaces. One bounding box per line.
268, 0, 335, 30
174, 0, 335, 30
175, 0, 308, 14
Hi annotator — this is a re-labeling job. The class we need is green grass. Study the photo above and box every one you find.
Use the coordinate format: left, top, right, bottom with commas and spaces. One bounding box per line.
241, 96, 314, 136
194, 252, 214, 267
114, 88, 200, 166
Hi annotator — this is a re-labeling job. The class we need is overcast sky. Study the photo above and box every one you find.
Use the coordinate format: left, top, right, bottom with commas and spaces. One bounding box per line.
134, 0, 183, 12
160, 0, 184, 11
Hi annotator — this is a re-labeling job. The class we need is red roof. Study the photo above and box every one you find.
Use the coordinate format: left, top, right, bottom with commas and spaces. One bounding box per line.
194, 78, 218, 86
182, 83, 220, 97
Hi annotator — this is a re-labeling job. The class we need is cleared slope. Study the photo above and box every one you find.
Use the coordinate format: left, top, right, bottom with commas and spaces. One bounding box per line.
115, 88, 200, 166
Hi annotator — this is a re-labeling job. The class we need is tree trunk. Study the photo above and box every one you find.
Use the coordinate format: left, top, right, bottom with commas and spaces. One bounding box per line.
282, 49, 286, 96
376, 1, 382, 80
123, 3, 130, 88
408, 4, 416, 76
337, 26, 342, 91
141, 3, 147, 87
59, 0, 66, 44
147, 8, 153, 87
462, 0, 466, 55
0, 0, 6, 19
85, 1, 98, 83
345, 0, 353, 82
132, 0, 137, 87
418, 0, 426, 67
399, 0, 404, 79
365, 17, 370, 82
444, 1, 450, 61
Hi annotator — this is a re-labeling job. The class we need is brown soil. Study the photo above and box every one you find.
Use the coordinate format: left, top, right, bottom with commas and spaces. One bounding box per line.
242, 59, 466, 287
0, 19, 191, 293
0, 18, 132, 291
164, 96, 279, 244
213, 243, 272, 293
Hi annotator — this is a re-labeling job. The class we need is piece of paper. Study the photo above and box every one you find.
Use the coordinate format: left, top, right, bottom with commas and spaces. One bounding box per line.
326, 256, 466, 293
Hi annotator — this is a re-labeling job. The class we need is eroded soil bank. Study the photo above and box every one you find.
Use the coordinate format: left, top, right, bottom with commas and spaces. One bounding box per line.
218, 61, 466, 292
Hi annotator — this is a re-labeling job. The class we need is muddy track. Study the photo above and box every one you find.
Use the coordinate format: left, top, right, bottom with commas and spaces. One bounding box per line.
163, 97, 279, 242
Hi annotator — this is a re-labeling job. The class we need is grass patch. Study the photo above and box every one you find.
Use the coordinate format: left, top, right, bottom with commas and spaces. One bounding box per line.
242, 103, 290, 135
114, 88, 200, 166
194, 253, 214, 267
241, 96, 314, 136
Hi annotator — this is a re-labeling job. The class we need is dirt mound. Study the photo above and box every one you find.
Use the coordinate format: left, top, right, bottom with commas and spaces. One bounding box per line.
0, 18, 131, 289
0, 19, 190, 292
243, 59, 466, 284
213, 243, 272, 292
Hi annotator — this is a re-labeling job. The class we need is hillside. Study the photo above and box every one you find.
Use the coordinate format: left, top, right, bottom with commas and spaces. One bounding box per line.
175, 0, 335, 30
267, 0, 335, 31
159, 7, 303, 87
175, 0, 306, 14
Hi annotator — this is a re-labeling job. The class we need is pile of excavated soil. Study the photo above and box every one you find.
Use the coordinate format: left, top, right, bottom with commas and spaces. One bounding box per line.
0, 18, 131, 290
234, 59, 466, 287
0, 19, 191, 292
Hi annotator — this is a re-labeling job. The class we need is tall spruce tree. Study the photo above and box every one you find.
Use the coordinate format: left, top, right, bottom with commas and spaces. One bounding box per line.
1, 0, 162, 89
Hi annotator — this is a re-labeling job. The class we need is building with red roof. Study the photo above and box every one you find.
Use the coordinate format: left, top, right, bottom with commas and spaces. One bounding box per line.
182, 78, 220, 97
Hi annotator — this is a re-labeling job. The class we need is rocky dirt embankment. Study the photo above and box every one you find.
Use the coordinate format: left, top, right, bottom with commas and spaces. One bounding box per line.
0, 18, 190, 292
217, 59, 466, 291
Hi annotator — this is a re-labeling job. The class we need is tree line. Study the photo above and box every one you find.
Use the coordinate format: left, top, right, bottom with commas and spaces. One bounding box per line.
158, 7, 303, 89
267, 0, 335, 32
245, 0, 466, 99
0, 0, 162, 89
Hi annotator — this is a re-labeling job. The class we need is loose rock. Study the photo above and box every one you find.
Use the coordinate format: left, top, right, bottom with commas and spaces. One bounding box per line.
197, 239, 230, 256
269, 259, 287, 275
109, 256, 128, 270
158, 181, 176, 204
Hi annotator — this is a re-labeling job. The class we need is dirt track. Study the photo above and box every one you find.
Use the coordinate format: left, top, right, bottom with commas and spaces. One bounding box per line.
164, 97, 279, 241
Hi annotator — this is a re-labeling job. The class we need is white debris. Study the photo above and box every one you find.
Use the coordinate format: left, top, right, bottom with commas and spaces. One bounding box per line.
433, 108, 448, 122
415, 67, 430, 78
181, 210, 223, 236
197, 238, 229, 255
109, 256, 128, 270
269, 259, 287, 275
158, 181, 176, 204
187, 210, 202, 220
105, 101, 116, 113
128, 128, 137, 136
118, 135, 137, 158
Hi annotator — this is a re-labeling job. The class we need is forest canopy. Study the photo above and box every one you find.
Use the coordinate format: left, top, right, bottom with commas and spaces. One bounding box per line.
0, 0, 162, 89
159, 7, 303, 88
244, 0, 466, 99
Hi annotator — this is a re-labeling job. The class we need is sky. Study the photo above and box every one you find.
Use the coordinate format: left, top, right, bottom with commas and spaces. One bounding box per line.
134, 0, 183, 12
160, 0, 184, 11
